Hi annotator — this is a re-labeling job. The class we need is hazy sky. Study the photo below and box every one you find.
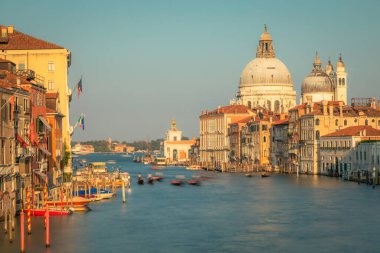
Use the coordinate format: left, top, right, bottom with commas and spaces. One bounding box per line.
1, 0, 380, 142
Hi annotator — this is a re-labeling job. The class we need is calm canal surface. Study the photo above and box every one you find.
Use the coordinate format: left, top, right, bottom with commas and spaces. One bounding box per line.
1, 153, 380, 253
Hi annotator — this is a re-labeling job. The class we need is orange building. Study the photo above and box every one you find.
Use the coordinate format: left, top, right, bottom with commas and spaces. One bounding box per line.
46, 92, 64, 184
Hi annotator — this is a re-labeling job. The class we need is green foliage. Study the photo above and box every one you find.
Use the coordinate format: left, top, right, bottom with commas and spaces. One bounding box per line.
63, 142, 71, 166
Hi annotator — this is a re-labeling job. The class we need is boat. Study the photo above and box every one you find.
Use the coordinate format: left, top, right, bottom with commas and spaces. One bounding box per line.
187, 179, 200, 185
138, 174, 144, 185
170, 180, 183, 186
24, 209, 72, 216
186, 165, 203, 170
47, 196, 92, 207
107, 160, 116, 164
245, 173, 253, 177
261, 173, 270, 178
69, 206, 91, 212
147, 177, 154, 184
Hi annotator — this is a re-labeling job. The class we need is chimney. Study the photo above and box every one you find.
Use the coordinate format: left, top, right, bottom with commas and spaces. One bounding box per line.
1, 28, 7, 38
363, 129, 367, 136
370, 98, 376, 109
339, 101, 343, 117
7, 26, 14, 34
322, 100, 328, 116
16, 78, 21, 87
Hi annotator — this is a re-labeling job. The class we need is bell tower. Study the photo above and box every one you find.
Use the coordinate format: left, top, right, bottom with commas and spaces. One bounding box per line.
256, 24, 275, 58
335, 54, 347, 104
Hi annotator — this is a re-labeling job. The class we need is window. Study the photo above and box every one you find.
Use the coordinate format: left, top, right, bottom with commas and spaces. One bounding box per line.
335, 119, 339, 126
262, 125, 267, 131
364, 151, 366, 160
315, 118, 320, 126
18, 63, 25, 70
316, 130, 320, 140
48, 80, 55, 90
263, 136, 266, 143
247, 101, 251, 109
344, 119, 347, 126
365, 120, 368, 126
342, 78, 345, 85
48, 61, 55, 72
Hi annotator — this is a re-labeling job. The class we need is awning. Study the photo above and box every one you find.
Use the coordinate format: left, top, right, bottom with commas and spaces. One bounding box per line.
16, 133, 28, 148
38, 145, 52, 156
38, 116, 52, 132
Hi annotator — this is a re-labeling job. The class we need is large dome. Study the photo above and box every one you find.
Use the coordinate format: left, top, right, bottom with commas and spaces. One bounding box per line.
302, 73, 333, 93
240, 57, 293, 87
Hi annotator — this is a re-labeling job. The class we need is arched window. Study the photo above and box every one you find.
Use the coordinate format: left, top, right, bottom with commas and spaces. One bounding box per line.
335, 119, 339, 126
316, 130, 320, 140
263, 136, 267, 143
365, 119, 368, 126
315, 118, 320, 126
266, 100, 272, 111
265, 43, 268, 51
274, 100, 280, 113
339, 78, 342, 85
344, 119, 347, 126
342, 78, 345, 85
173, 149, 178, 161
247, 101, 252, 109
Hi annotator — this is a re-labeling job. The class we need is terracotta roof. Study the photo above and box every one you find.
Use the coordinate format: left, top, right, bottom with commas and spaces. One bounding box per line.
0, 25, 63, 50
204, 105, 252, 115
46, 92, 58, 99
46, 108, 56, 114
233, 116, 255, 124
0, 58, 14, 63
273, 119, 289, 125
323, 126, 380, 137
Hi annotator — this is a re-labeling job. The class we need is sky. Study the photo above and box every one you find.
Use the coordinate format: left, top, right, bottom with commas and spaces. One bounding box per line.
1, 0, 380, 142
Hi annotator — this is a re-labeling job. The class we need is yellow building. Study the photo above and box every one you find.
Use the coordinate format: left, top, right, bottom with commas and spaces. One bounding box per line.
298, 99, 380, 174
0, 25, 72, 173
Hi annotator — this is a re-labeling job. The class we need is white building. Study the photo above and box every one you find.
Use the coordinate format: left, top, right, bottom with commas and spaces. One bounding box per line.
164, 120, 195, 163
320, 126, 380, 179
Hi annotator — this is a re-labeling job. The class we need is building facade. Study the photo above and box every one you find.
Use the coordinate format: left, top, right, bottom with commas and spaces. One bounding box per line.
270, 119, 289, 172
199, 105, 255, 168
0, 25, 72, 173
164, 120, 195, 163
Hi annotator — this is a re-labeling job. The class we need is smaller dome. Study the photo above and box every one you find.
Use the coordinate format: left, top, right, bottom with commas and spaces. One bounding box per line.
336, 55, 345, 72
260, 32, 272, 41
302, 72, 333, 93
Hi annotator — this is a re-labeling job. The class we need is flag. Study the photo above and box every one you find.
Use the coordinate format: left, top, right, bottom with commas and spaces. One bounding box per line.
81, 116, 85, 130
77, 78, 83, 97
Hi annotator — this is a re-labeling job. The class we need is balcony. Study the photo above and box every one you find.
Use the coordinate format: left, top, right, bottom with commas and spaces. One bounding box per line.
15, 69, 35, 81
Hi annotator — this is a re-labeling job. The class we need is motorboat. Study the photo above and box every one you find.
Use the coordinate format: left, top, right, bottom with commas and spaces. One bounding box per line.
170, 180, 183, 186
187, 179, 200, 186
186, 165, 203, 171
245, 173, 253, 177
261, 173, 270, 178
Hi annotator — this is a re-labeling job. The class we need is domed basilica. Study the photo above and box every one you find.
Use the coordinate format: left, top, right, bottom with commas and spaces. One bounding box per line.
301, 52, 347, 104
234, 25, 296, 113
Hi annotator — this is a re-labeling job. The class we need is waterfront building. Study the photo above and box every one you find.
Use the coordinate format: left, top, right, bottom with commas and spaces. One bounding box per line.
0, 59, 31, 215
270, 118, 289, 172
320, 126, 380, 179
72, 143, 95, 155
241, 115, 272, 167
0, 25, 72, 173
296, 99, 380, 174
114, 143, 127, 153
228, 116, 254, 163
301, 52, 348, 104
164, 120, 195, 163
199, 105, 255, 168
46, 92, 64, 185
233, 25, 296, 113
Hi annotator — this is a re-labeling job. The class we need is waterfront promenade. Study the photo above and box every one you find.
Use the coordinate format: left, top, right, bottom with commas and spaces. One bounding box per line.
1, 153, 380, 253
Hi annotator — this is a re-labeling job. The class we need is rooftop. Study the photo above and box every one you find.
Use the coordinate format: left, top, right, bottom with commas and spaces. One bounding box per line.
323, 126, 380, 137
0, 25, 64, 50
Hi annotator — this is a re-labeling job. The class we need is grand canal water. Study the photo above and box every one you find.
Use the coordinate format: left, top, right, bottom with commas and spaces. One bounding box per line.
1, 153, 380, 253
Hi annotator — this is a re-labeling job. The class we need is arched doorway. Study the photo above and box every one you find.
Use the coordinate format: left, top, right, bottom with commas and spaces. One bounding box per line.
173, 149, 178, 161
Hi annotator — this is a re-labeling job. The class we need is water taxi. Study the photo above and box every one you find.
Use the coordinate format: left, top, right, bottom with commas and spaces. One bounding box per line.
186, 165, 203, 170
